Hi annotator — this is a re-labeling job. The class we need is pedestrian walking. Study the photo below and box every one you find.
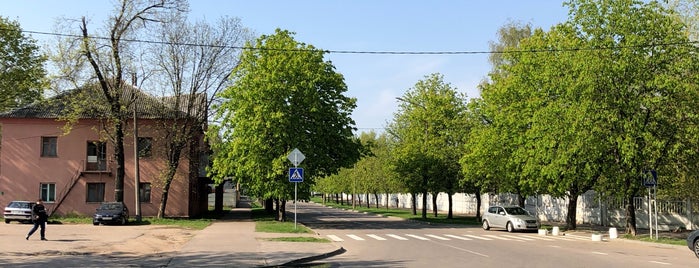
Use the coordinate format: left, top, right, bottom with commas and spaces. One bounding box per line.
26, 199, 48, 241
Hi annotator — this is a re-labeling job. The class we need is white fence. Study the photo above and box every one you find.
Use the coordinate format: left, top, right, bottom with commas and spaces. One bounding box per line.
335, 191, 699, 231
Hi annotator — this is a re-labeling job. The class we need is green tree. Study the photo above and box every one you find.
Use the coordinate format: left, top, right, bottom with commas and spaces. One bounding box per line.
0, 16, 47, 112
210, 29, 362, 221
389, 73, 467, 219
486, 23, 603, 230
466, 22, 537, 211
473, 0, 699, 234
487, 20, 533, 75
564, 0, 699, 235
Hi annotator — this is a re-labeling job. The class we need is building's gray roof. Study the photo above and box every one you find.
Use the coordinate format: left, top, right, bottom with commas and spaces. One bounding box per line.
0, 84, 206, 121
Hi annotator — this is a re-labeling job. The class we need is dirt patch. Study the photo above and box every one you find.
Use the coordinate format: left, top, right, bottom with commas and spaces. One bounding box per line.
82, 226, 196, 256
0, 223, 199, 259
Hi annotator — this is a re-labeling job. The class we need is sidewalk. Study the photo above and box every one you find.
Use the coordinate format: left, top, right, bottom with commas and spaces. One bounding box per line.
168, 200, 343, 267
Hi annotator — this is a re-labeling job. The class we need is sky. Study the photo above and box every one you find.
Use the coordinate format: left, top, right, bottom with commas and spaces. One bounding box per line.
1, 1, 570, 133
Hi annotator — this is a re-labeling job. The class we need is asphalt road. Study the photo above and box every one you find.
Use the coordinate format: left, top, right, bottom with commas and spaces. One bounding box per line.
294, 202, 699, 268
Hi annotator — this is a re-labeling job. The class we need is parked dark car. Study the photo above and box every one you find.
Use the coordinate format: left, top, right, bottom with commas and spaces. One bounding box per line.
93, 202, 129, 225
687, 229, 699, 259
4, 201, 34, 224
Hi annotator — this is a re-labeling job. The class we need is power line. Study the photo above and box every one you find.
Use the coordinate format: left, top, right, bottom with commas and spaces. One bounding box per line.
9, 28, 699, 56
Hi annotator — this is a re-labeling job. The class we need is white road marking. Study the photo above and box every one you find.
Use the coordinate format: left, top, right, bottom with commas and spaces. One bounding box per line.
591, 251, 608, 255
649, 261, 671, 265
502, 234, 535, 241
367, 234, 387, 240
564, 234, 595, 241
347, 234, 365, 241
425, 234, 450, 240
327, 235, 343, 242
525, 235, 555, 241
444, 234, 472, 240
405, 234, 430, 240
483, 235, 512, 241
386, 234, 409, 240
464, 234, 492, 240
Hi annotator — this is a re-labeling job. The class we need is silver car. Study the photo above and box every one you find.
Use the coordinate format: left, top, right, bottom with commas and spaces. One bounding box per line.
4, 201, 34, 224
482, 205, 540, 232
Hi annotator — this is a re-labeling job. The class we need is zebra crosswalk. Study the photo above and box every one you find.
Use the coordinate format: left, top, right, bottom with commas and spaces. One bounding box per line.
325, 233, 593, 243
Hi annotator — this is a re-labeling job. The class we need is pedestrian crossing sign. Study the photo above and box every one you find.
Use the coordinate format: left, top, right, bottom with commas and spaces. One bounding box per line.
289, 168, 304, 182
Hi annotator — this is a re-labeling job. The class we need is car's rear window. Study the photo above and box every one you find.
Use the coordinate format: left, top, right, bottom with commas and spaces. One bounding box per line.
7, 202, 31, 209
100, 203, 122, 210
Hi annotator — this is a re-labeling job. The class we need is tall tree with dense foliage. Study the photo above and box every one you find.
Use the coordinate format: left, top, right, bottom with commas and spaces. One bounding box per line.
472, 0, 699, 233
563, 0, 699, 235
210, 29, 362, 221
389, 73, 467, 219
0, 16, 47, 112
461, 22, 534, 220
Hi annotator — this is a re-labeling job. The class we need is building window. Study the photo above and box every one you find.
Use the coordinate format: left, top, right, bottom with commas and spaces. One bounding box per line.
139, 183, 151, 203
138, 137, 152, 158
86, 141, 107, 171
41, 137, 57, 157
87, 183, 105, 202
40, 183, 56, 202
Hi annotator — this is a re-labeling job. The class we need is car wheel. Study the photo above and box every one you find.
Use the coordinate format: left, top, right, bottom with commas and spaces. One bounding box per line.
506, 222, 515, 232
93, 222, 99, 226
693, 239, 699, 259
482, 220, 490, 230
4, 219, 9, 224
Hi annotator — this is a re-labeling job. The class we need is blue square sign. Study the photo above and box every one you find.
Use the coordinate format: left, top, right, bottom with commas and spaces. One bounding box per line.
289, 168, 303, 182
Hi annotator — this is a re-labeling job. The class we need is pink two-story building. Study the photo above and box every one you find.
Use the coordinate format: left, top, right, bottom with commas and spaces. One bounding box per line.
0, 87, 210, 218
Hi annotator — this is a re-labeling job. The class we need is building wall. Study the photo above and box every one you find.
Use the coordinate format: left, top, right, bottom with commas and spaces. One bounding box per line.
342, 191, 698, 231
0, 117, 195, 217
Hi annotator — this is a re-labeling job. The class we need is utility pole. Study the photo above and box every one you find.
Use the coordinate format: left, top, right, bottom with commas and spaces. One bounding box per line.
133, 92, 141, 222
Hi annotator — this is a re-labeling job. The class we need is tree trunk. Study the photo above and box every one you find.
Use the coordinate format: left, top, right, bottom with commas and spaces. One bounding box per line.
157, 165, 177, 218
279, 199, 287, 222
422, 189, 428, 219
366, 193, 370, 208
265, 198, 273, 214
374, 193, 380, 208
566, 194, 579, 230
475, 190, 482, 222
518, 193, 525, 208
114, 122, 125, 202
157, 139, 186, 218
447, 192, 453, 219
625, 196, 637, 236
411, 193, 417, 215
432, 192, 438, 217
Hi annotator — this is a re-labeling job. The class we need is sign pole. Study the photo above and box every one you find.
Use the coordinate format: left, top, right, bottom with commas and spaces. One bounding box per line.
287, 148, 304, 230
648, 187, 653, 239
294, 154, 298, 230
654, 184, 658, 239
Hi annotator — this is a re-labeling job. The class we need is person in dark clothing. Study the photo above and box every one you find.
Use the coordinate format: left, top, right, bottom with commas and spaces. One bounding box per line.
26, 199, 48, 241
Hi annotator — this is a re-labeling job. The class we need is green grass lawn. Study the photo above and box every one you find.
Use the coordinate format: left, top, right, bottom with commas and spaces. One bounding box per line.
252, 207, 313, 233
